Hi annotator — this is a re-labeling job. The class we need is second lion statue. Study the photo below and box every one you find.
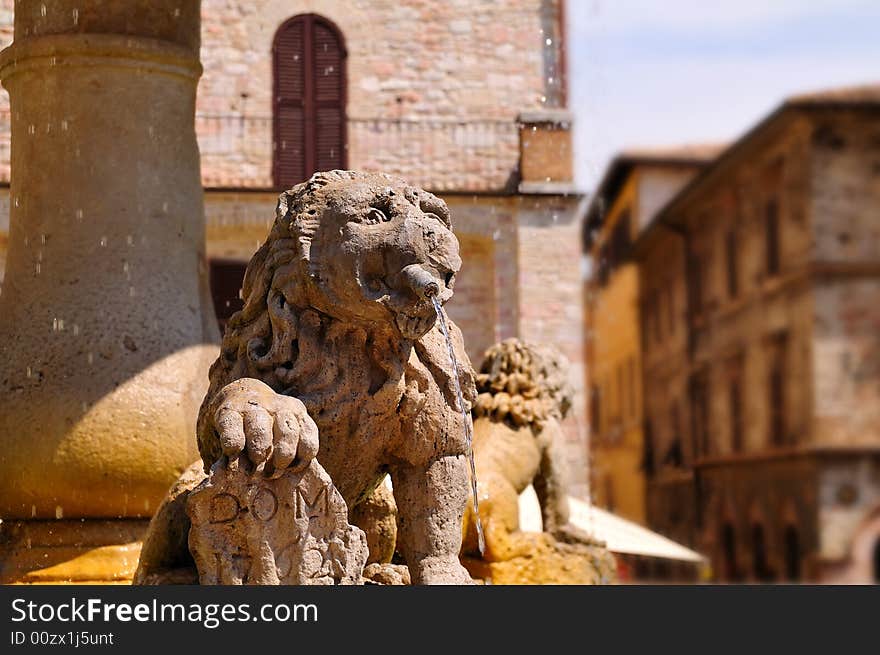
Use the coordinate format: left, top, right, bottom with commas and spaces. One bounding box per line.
135, 170, 477, 585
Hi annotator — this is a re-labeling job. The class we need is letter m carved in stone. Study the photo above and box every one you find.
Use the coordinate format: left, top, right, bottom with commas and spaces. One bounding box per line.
297, 485, 328, 520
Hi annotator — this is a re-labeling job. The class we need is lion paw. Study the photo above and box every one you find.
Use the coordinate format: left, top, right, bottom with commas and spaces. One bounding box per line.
208, 378, 319, 476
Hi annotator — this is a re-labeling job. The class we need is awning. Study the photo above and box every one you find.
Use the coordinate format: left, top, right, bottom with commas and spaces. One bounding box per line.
518, 485, 706, 563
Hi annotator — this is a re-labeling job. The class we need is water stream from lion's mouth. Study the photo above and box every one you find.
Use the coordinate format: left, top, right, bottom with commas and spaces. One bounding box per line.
432, 296, 486, 556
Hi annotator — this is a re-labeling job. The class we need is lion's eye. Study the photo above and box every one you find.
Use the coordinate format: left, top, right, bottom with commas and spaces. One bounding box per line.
364, 208, 389, 225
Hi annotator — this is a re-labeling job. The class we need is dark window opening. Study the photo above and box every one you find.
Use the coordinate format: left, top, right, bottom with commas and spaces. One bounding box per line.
873, 538, 880, 583
725, 229, 739, 298
596, 211, 632, 287
751, 523, 776, 582
721, 523, 741, 582
273, 14, 347, 189
765, 198, 780, 276
689, 372, 711, 458
783, 525, 801, 582
729, 379, 743, 453
768, 334, 788, 446
209, 259, 248, 334
603, 475, 616, 512
628, 357, 637, 419
590, 385, 601, 435
687, 253, 703, 317
664, 403, 683, 468
728, 355, 745, 453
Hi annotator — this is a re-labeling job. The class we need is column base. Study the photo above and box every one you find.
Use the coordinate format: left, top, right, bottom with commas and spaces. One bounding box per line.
0, 519, 149, 584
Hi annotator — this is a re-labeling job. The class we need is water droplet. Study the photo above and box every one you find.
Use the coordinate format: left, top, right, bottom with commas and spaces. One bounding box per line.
75, 208, 83, 220
31, 505, 36, 518
99, 236, 107, 247
40, 4, 47, 18
61, 119, 68, 131
55, 505, 63, 519
52, 317, 58, 331
40, 233, 46, 244
14, 196, 19, 207
87, 352, 94, 364
28, 124, 35, 135
162, 201, 168, 213
72, 324, 79, 336
72, 8, 78, 25
26, 366, 31, 377
35, 262, 40, 274
127, 235, 133, 245
123, 262, 129, 274
545, 37, 552, 46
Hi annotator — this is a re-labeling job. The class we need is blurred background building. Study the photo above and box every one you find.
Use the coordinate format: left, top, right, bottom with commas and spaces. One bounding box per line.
583, 145, 721, 525
0, 0, 592, 498
585, 84, 880, 583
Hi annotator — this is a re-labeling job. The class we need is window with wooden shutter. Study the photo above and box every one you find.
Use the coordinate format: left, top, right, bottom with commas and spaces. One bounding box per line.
273, 15, 346, 189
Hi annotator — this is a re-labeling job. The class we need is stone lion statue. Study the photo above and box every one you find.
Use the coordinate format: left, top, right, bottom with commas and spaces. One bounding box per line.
135, 170, 477, 585
461, 338, 603, 574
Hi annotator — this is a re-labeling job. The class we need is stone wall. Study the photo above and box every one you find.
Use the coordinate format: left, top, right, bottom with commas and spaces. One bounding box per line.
200, 0, 554, 119
809, 111, 880, 447
515, 195, 589, 496
197, 0, 562, 190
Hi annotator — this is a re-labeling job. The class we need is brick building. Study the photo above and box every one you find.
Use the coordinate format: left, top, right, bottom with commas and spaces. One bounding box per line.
583, 146, 719, 524
0, 1, 591, 495
633, 85, 880, 582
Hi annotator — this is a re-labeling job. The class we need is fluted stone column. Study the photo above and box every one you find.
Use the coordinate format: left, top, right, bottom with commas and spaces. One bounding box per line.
0, 0, 218, 582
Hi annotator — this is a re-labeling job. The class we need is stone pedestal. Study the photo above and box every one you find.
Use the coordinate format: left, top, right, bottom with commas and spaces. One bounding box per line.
0, 1, 217, 582
462, 542, 617, 585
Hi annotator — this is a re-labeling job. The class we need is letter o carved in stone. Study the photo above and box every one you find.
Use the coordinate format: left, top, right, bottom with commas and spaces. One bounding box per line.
251, 487, 278, 521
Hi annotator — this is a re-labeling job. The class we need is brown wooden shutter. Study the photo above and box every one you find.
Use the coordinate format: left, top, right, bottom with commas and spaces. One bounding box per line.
273, 15, 346, 189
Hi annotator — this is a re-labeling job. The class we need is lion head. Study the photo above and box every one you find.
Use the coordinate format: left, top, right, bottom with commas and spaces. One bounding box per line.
245, 169, 459, 336
473, 338, 573, 429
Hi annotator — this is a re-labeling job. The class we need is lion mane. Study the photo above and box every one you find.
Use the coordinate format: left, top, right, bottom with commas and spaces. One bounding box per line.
473, 338, 573, 430
197, 170, 476, 472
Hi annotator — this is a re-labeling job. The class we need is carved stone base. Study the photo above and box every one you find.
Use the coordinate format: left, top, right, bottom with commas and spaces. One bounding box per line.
0, 519, 149, 584
187, 458, 368, 585
462, 542, 617, 585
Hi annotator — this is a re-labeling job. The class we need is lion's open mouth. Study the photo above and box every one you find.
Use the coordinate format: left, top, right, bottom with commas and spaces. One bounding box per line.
395, 310, 437, 340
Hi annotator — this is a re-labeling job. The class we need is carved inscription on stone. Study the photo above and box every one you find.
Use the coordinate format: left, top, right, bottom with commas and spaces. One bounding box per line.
186, 459, 367, 585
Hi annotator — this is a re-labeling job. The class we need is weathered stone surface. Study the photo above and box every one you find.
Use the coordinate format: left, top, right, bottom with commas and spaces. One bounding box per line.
187, 458, 367, 585
0, 1, 216, 585
139, 170, 478, 585
462, 541, 617, 585
462, 338, 616, 583
0, 0, 217, 522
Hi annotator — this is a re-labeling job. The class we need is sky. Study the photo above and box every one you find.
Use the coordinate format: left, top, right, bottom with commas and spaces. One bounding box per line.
567, 0, 880, 191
